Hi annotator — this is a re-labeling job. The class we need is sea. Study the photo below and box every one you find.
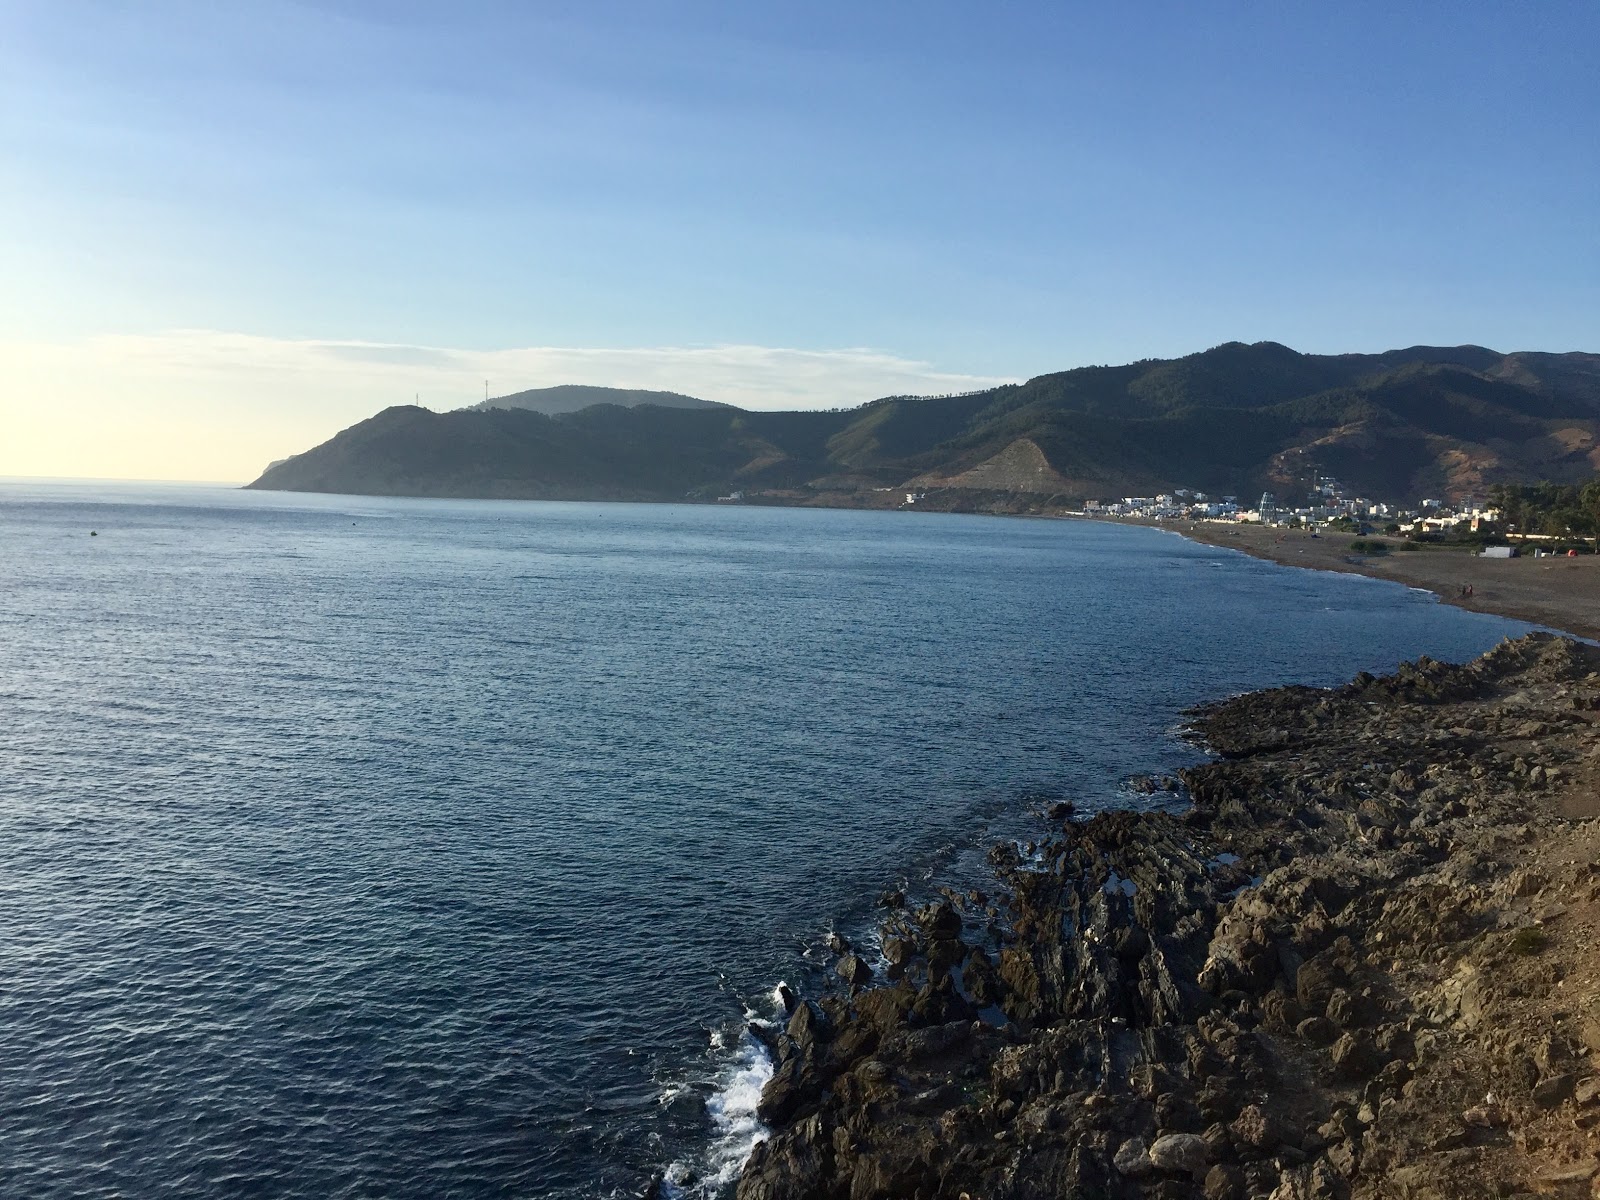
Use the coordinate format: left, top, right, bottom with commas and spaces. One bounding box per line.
0, 481, 1539, 1198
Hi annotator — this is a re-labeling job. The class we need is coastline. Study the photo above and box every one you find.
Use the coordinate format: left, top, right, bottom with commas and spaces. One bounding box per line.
736, 633, 1600, 1199
1118, 517, 1600, 645
237, 481, 1599, 643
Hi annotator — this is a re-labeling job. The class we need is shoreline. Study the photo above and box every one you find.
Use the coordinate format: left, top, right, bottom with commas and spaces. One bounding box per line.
234, 483, 1598, 642
1110, 516, 1600, 644
736, 633, 1600, 1199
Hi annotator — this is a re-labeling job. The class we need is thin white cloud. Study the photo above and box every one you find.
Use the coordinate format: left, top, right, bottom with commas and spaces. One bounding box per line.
85, 330, 1015, 409
0, 329, 1018, 481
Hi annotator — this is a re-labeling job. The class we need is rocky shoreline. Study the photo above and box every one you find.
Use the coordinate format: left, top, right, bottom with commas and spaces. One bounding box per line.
733, 633, 1600, 1200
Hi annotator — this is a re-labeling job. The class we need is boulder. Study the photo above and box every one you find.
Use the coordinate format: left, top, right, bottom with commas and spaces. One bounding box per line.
1113, 1136, 1154, 1177
1150, 1132, 1210, 1177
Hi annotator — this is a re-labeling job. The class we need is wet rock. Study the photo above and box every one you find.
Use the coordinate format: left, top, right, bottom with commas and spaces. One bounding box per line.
917, 900, 963, 938
785, 1000, 830, 1050
881, 936, 915, 969
963, 947, 1001, 1007
757, 1058, 810, 1125
835, 954, 872, 990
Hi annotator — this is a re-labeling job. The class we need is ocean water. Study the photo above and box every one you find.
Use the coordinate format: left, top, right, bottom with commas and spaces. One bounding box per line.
0, 481, 1538, 1198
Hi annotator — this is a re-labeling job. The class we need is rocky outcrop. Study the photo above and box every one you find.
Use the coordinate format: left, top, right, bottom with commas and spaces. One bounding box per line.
736, 633, 1600, 1200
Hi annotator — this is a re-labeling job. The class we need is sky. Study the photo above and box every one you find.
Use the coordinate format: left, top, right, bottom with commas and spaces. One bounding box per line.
2, 1, 1596, 481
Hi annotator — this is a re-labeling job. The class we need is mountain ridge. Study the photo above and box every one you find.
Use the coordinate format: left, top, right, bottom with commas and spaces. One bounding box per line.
464, 383, 731, 416
248, 342, 1600, 507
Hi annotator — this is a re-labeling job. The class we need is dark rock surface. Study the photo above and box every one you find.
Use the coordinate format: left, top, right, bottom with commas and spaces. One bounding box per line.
734, 633, 1600, 1200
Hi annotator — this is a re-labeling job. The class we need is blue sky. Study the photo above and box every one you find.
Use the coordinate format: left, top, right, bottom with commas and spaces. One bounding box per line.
2, 1, 1596, 478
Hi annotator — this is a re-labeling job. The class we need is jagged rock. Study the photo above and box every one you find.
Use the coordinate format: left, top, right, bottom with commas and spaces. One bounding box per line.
1325, 988, 1373, 1030
1292, 960, 1344, 1017
757, 1057, 809, 1125
1231, 1103, 1289, 1152
785, 1000, 830, 1050
1261, 990, 1303, 1034
1330, 1032, 1381, 1080
881, 936, 915, 968
835, 954, 872, 989
1205, 1162, 1247, 1200
917, 900, 963, 938
1532, 1072, 1576, 1109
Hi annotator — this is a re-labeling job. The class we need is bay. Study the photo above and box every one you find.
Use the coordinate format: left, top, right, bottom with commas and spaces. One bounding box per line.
0, 482, 1535, 1197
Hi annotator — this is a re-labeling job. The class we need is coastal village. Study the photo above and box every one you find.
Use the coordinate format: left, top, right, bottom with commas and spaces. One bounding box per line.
1078, 475, 1500, 539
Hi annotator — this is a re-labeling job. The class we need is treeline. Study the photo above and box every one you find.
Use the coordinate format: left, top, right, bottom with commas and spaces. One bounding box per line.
1487, 479, 1600, 540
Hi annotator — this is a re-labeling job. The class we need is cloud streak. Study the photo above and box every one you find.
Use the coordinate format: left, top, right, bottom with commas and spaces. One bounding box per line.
91, 330, 1017, 409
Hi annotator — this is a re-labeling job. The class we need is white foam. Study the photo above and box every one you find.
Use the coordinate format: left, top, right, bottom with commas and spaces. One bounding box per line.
658, 1017, 776, 1198
700, 1028, 774, 1190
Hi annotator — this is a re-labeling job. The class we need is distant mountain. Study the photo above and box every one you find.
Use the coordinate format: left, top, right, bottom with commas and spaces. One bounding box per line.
248, 344, 1600, 507
465, 384, 730, 416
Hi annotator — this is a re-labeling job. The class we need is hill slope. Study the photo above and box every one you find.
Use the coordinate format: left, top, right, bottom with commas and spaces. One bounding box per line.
248, 343, 1600, 506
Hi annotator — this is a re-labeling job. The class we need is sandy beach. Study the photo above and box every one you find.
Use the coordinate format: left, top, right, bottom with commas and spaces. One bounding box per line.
1138, 520, 1600, 643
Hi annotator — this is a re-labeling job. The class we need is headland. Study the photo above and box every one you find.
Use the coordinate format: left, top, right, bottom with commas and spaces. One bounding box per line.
735, 633, 1600, 1200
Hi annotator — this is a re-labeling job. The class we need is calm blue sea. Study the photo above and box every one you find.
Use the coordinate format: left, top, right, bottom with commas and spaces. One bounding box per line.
0, 482, 1536, 1198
